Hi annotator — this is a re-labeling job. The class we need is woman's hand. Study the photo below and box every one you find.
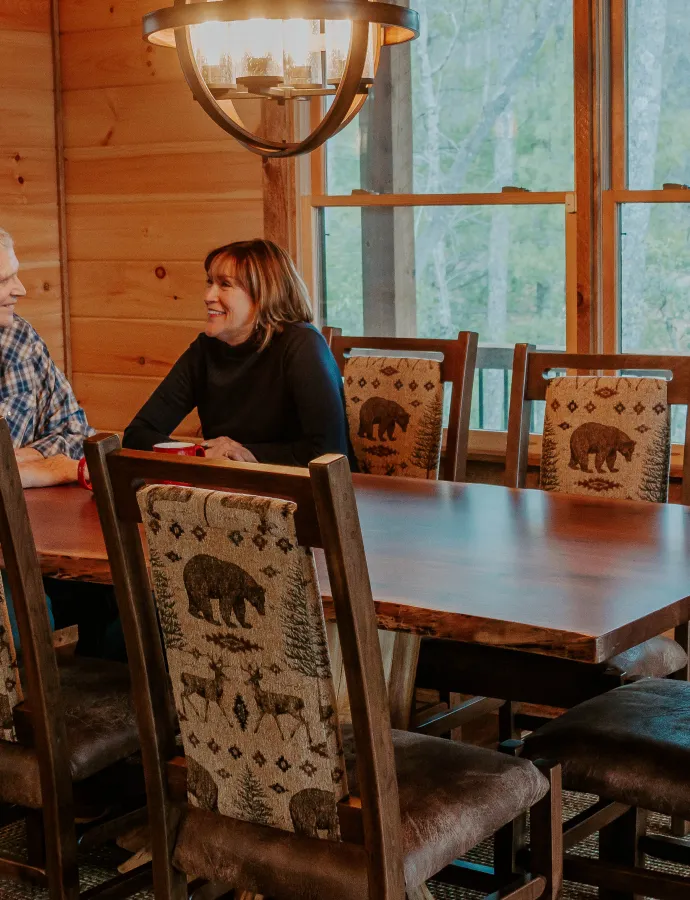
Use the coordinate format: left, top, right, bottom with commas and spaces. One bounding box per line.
202, 436, 257, 462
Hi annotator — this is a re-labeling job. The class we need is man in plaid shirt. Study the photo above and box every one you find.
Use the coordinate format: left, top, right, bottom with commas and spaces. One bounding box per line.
0, 228, 93, 487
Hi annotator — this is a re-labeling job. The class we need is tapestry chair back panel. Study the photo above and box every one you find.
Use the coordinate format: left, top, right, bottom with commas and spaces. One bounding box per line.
343, 356, 444, 479
0, 576, 22, 743
137, 485, 348, 840
541, 376, 671, 502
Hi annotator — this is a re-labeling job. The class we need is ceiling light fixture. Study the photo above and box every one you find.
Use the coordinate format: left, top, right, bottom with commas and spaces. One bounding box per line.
143, 0, 419, 157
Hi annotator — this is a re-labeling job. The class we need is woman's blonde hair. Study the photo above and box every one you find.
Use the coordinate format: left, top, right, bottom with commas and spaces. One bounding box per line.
205, 239, 313, 350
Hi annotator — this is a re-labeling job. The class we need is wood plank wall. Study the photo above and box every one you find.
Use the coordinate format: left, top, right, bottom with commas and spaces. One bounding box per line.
59, 0, 264, 434
0, 0, 65, 368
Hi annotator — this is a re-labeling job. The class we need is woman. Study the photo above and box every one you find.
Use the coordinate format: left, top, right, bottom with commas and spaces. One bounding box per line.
124, 239, 353, 467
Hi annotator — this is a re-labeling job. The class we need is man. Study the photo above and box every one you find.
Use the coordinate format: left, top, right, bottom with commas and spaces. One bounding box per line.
0, 229, 116, 653
0, 228, 93, 486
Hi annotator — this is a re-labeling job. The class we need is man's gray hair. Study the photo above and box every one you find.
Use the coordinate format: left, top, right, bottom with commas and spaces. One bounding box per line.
0, 229, 13, 250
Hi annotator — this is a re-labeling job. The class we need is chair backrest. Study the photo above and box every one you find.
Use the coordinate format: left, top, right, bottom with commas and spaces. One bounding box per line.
505, 345, 690, 503
85, 437, 405, 899
323, 328, 478, 482
0, 418, 76, 872
138, 484, 347, 833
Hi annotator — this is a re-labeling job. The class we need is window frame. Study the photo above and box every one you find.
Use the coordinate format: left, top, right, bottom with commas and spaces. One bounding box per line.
297, 0, 687, 459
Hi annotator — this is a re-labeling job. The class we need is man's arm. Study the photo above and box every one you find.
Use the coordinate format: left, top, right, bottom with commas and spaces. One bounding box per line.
22, 332, 94, 486
15, 447, 79, 488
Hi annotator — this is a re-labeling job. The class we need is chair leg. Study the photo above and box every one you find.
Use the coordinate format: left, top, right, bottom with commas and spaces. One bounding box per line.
499, 700, 519, 742
529, 761, 563, 900
25, 810, 46, 869
39, 805, 81, 900
598, 806, 646, 900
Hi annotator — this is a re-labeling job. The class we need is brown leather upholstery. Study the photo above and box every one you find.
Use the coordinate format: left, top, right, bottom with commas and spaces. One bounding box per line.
606, 636, 687, 680
522, 678, 690, 820
0, 657, 138, 807
174, 807, 369, 900
343, 727, 549, 888
59, 657, 138, 781
0, 741, 41, 807
173, 727, 549, 893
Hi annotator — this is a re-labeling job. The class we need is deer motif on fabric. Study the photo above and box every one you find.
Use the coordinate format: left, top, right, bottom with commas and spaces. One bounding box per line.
138, 485, 347, 838
541, 376, 671, 502
0, 577, 22, 743
343, 356, 444, 478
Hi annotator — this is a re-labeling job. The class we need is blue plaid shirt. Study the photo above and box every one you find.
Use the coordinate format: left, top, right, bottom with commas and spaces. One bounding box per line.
0, 315, 94, 460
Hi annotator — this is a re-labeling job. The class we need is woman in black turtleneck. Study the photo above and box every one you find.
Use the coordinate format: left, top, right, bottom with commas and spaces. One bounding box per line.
123, 239, 353, 468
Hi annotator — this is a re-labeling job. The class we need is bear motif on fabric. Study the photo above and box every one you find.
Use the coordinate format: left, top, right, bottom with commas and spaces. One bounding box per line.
541, 376, 670, 502
568, 423, 636, 474
344, 356, 444, 479
138, 485, 348, 839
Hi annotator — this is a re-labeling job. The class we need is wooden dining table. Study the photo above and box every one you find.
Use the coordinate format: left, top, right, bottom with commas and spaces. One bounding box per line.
18, 477, 690, 666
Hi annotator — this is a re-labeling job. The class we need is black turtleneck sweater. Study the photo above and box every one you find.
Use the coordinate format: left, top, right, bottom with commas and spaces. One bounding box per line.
123, 323, 353, 468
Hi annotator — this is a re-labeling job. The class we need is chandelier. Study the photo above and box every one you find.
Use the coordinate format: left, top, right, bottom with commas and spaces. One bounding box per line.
143, 0, 419, 157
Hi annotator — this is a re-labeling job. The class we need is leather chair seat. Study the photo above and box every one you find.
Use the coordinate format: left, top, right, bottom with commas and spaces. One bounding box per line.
522, 678, 690, 820
174, 727, 549, 896
0, 657, 138, 808
343, 726, 549, 887
607, 635, 687, 680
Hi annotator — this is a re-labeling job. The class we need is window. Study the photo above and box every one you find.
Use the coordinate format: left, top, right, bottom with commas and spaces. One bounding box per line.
303, 0, 690, 439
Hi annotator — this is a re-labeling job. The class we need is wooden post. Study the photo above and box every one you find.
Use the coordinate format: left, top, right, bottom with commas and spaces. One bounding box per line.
359, 29, 416, 337
260, 101, 297, 259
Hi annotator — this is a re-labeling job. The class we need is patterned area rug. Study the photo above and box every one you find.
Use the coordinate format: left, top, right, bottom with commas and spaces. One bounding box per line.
0, 794, 688, 898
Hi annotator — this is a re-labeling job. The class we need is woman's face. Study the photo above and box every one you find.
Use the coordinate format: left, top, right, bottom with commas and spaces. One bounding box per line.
204, 259, 256, 345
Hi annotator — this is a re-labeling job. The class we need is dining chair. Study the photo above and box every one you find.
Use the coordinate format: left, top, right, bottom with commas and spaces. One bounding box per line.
322, 328, 495, 738
521, 677, 690, 900
505, 346, 690, 709
417, 345, 690, 825
0, 418, 147, 900
85, 435, 563, 900
322, 327, 478, 483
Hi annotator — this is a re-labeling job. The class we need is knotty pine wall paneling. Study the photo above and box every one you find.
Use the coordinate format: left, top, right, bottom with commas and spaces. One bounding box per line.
0, 0, 65, 367
60, 0, 265, 434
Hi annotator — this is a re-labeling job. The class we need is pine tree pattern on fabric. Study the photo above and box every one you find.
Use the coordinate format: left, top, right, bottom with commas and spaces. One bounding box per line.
539, 417, 561, 492
0, 575, 22, 743
411, 391, 444, 478
343, 356, 444, 479
540, 376, 671, 502
137, 485, 348, 840
150, 547, 185, 651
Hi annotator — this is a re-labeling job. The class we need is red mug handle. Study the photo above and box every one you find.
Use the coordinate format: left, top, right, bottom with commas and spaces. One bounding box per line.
195, 445, 206, 457
77, 456, 93, 491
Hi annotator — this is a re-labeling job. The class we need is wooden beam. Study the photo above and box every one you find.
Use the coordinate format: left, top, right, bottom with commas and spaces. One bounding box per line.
260, 101, 297, 258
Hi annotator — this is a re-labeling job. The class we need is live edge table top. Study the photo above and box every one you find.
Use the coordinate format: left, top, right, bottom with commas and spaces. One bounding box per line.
17, 478, 690, 665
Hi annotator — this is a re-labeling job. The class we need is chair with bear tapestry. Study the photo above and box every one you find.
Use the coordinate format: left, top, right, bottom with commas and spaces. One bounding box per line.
418, 345, 690, 829
322, 329, 496, 739
323, 328, 478, 483
86, 435, 563, 900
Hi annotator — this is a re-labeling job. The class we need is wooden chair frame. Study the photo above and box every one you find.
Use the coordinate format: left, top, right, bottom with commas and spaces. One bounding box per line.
504, 344, 690, 836
323, 328, 488, 738
515, 756, 690, 900
322, 328, 479, 482
85, 435, 560, 900
0, 418, 149, 900
86, 437, 407, 900
505, 344, 690, 499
